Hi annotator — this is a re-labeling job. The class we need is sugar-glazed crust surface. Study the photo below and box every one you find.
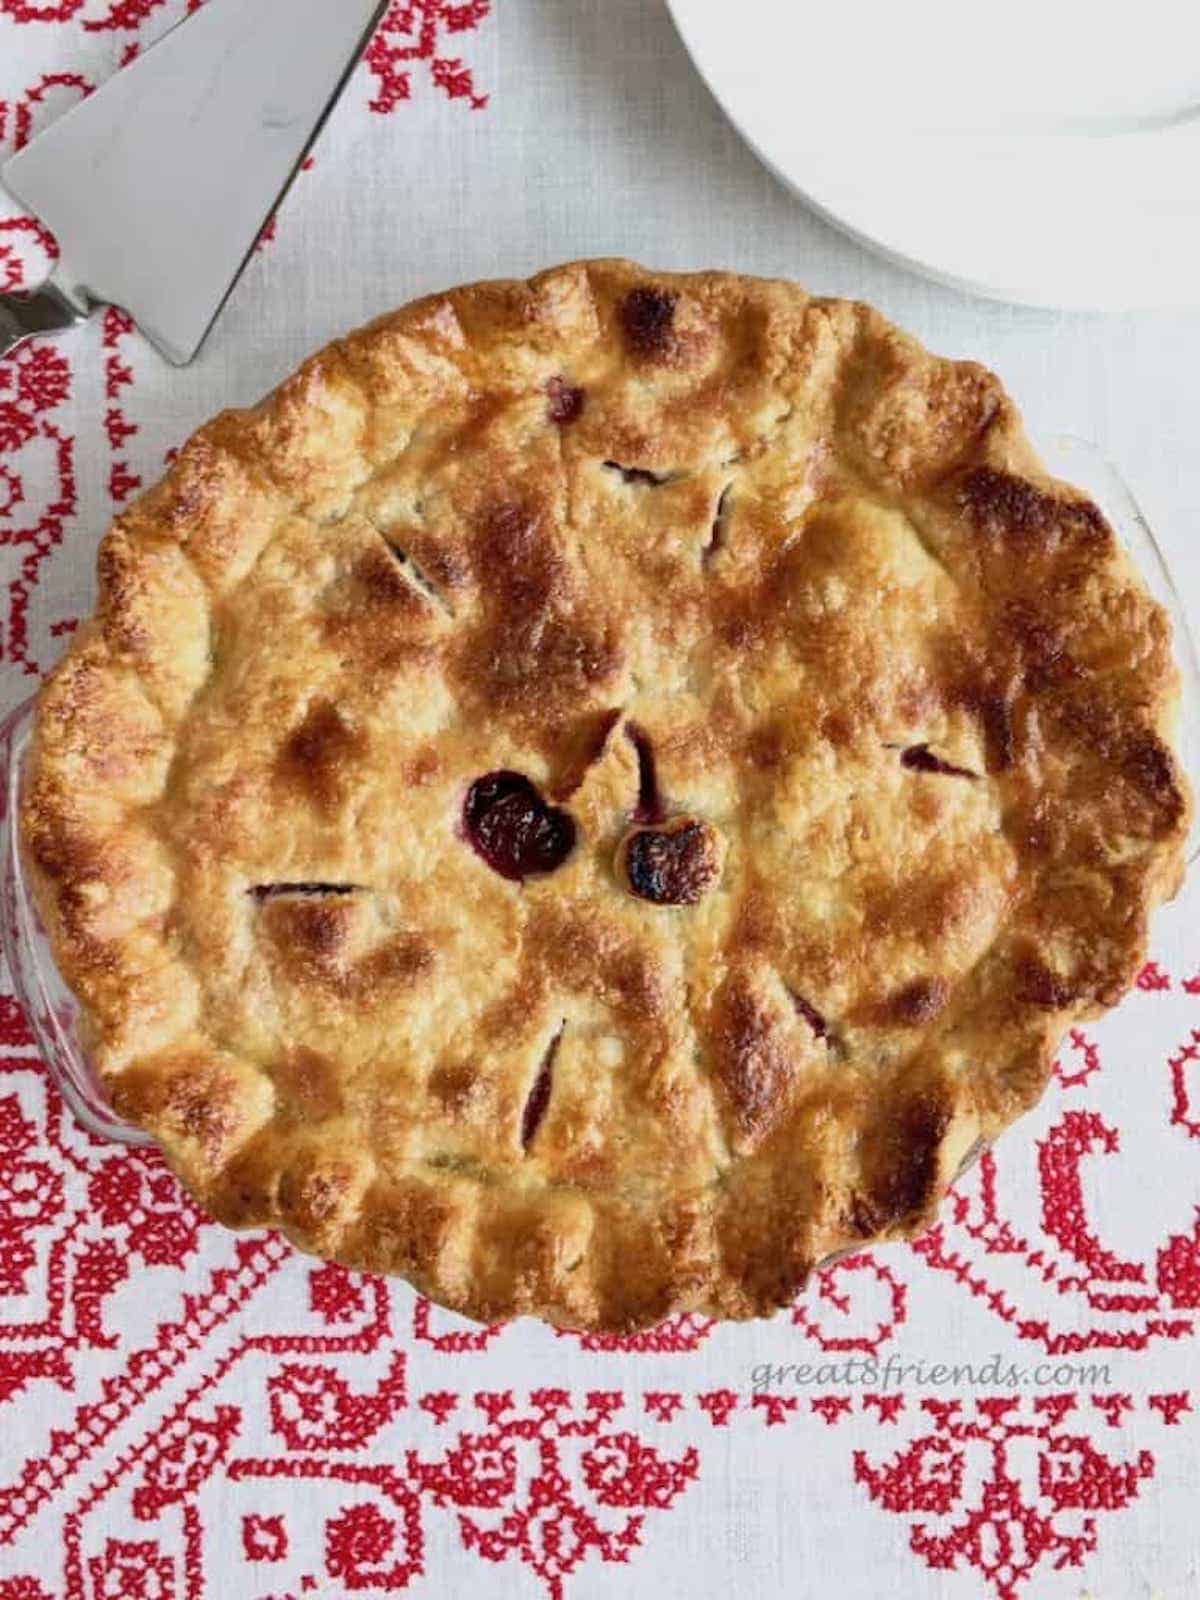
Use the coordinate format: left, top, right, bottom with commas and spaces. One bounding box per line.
22, 261, 1190, 1329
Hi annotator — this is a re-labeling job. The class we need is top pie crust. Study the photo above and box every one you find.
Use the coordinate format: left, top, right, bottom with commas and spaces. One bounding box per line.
21, 261, 1190, 1329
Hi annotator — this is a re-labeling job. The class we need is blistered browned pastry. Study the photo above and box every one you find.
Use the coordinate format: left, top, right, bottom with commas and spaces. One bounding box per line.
22, 261, 1190, 1330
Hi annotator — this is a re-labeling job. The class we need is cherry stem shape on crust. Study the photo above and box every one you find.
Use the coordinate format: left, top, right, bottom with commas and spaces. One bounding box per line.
626, 723, 664, 825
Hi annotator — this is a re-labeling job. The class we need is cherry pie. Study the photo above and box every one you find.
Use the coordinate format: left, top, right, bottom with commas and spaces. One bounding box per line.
21, 262, 1191, 1329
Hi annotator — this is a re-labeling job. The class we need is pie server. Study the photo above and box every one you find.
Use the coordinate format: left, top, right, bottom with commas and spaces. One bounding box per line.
0, 0, 387, 367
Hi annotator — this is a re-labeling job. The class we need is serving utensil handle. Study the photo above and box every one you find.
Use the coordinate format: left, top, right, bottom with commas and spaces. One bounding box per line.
0, 277, 88, 360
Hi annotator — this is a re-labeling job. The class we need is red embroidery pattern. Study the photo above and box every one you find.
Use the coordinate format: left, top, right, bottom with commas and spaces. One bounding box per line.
1170, 1027, 1200, 1138
1148, 1391, 1191, 1425
644, 1392, 684, 1423
790, 1252, 907, 1354
1091, 1392, 1135, 1428
810, 1394, 853, 1425
412, 1293, 504, 1352
6, 71, 91, 152
864, 1393, 906, 1423
240, 1513, 287, 1564
1052, 1026, 1101, 1088
102, 305, 140, 506
561, 1309, 716, 1354
1, 70, 92, 677
1, 3, 85, 24
854, 1397, 1155, 1600
2, 0, 493, 114
696, 1389, 739, 1428
268, 1351, 407, 1451
0, 333, 76, 677
0, 1050, 210, 1415
915, 993, 1200, 1354
410, 1390, 698, 1600
87, 1539, 175, 1600
1138, 960, 1172, 992
365, 1, 491, 114
1155, 1212, 1200, 1309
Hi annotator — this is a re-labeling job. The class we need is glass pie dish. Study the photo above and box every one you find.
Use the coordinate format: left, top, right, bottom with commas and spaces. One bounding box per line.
1, 436, 1197, 1149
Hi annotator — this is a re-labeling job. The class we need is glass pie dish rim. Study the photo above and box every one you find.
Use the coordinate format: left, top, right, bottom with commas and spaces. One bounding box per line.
0, 434, 1196, 1152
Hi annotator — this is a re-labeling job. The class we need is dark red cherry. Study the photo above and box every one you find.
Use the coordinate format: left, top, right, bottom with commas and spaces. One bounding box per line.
619, 817, 722, 906
463, 772, 577, 882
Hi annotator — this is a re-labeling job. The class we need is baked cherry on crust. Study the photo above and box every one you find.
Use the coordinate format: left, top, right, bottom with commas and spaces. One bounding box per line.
463, 772, 577, 882
618, 817, 723, 906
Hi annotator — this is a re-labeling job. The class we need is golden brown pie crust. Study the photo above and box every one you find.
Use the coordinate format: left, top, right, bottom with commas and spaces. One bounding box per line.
21, 261, 1190, 1330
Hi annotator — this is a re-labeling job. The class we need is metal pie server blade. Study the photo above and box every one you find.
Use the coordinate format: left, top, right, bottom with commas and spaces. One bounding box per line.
0, 0, 387, 366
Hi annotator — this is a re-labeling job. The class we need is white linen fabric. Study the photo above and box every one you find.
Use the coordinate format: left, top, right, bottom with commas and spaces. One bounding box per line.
1, 5, 1198, 1597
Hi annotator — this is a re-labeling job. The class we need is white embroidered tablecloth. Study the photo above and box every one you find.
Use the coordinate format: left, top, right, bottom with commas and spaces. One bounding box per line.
2, 5, 1200, 1597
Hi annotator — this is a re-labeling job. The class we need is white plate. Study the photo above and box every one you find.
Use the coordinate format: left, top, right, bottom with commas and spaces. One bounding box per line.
665, 0, 1200, 310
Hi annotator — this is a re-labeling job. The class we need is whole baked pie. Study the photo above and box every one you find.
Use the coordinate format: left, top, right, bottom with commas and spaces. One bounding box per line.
22, 261, 1190, 1330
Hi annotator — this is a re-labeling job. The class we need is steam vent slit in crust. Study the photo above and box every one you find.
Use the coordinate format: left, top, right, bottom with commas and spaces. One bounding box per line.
21, 261, 1190, 1331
